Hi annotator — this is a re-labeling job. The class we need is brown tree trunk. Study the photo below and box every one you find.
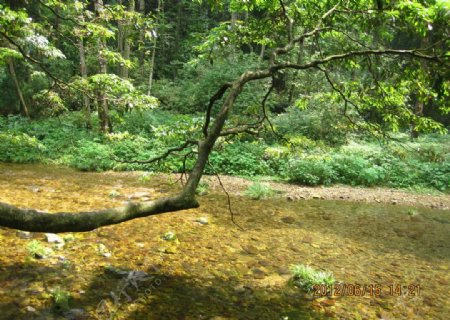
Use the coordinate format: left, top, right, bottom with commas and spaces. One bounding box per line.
138, 0, 145, 78
77, 12, 91, 129
288, 44, 304, 104
148, 0, 162, 95
259, 44, 265, 61
410, 99, 423, 139
410, 36, 429, 139
95, 0, 112, 132
117, 0, 124, 76
7, 58, 29, 118
121, 0, 134, 79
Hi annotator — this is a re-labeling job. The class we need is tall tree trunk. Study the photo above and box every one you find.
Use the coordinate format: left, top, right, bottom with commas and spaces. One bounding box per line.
76, 6, 91, 129
78, 37, 91, 129
95, 0, 112, 132
410, 36, 429, 139
231, 11, 238, 29
138, 0, 145, 78
7, 58, 29, 118
148, 0, 162, 95
288, 44, 304, 104
259, 44, 265, 61
121, 0, 134, 79
410, 99, 423, 139
117, 0, 124, 76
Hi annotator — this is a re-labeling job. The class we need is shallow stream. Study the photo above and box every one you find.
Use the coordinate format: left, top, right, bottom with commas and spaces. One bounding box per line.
0, 163, 449, 319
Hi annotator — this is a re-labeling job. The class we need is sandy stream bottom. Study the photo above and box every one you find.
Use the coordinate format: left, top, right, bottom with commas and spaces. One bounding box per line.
0, 163, 449, 319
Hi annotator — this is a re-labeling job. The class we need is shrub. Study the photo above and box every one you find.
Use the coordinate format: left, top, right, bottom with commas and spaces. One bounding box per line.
286, 157, 336, 186
420, 162, 450, 191
0, 132, 44, 163
245, 182, 274, 200
67, 140, 113, 171
208, 141, 270, 176
330, 154, 384, 186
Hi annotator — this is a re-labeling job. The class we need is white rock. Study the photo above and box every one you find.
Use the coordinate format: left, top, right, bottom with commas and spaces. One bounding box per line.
196, 217, 209, 225
25, 306, 36, 312
45, 233, 64, 244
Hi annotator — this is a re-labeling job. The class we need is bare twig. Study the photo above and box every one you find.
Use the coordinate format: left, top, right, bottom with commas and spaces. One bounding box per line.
113, 140, 198, 164
36, 0, 83, 26
207, 161, 244, 230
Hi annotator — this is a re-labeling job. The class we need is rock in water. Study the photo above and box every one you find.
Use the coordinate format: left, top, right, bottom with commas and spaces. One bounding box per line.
45, 233, 64, 244
17, 231, 32, 239
63, 308, 88, 320
196, 217, 209, 225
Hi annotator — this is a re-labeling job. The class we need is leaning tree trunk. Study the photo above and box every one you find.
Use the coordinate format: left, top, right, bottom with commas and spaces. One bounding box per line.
7, 58, 29, 118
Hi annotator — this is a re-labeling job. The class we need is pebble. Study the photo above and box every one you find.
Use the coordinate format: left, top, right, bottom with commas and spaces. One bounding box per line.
241, 245, 258, 255
16, 231, 32, 239
234, 285, 246, 294
63, 308, 88, 320
25, 306, 36, 312
252, 268, 266, 279
196, 217, 209, 225
281, 216, 296, 224
45, 233, 64, 244
127, 191, 151, 199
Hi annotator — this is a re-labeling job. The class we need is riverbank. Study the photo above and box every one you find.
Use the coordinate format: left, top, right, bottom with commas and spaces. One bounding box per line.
198, 175, 450, 210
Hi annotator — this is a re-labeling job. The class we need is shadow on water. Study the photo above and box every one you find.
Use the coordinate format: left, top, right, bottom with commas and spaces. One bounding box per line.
78, 267, 331, 320
0, 261, 331, 320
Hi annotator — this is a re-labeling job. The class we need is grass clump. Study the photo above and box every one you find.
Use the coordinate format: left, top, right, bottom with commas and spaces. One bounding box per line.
245, 182, 274, 200
290, 264, 335, 292
51, 287, 71, 311
27, 240, 52, 259
195, 181, 210, 196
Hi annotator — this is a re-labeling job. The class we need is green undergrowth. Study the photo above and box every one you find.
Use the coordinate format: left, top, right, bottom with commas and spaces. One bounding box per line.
0, 112, 448, 192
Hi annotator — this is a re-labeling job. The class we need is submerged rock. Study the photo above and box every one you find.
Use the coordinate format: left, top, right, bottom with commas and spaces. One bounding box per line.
252, 268, 266, 279
233, 285, 246, 294
281, 216, 296, 224
162, 231, 177, 241
164, 246, 178, 254
45, 233, 64, 244
25, 306, 36, 313
98, 243, 112, 257
196, 217, 209, 225
63, 308, 88, 320
127, 191, 151, 199
17, 231, 32, 239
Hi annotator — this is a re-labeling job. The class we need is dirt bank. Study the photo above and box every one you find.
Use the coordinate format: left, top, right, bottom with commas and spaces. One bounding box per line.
197, 175, 450, 210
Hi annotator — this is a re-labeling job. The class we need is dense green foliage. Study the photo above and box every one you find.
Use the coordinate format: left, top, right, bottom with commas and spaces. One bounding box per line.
1, 112, 448, 192
0, 0, 449, 193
